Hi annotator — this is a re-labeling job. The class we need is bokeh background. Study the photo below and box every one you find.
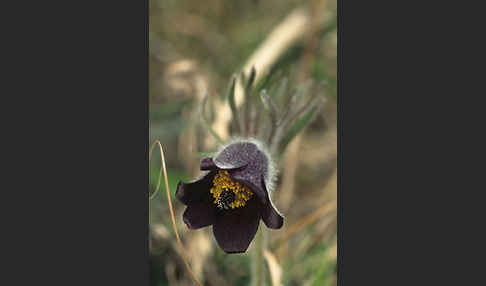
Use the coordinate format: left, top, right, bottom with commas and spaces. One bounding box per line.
149, 0, 337, 285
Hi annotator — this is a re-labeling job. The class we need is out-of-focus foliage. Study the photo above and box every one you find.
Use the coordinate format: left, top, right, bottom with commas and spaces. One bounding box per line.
149, 0, 337, 285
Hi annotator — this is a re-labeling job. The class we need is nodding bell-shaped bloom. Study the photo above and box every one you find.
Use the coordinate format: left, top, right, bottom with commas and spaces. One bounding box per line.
176, 139, 284, 254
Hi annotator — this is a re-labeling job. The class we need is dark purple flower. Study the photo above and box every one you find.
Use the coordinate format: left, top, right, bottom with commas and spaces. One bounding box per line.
176, 139, 284, 254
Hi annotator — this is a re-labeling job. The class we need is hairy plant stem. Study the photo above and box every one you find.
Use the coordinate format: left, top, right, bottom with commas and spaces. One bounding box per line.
251, 228, 266, 286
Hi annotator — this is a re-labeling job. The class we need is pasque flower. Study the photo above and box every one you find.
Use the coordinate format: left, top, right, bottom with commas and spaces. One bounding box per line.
176, 139, 284, 253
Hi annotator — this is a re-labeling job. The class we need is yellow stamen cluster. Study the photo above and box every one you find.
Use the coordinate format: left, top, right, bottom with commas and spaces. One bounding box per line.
210, 170, 253, 209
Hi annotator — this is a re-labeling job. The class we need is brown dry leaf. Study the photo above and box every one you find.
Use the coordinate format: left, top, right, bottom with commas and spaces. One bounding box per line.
164, 59, 208, 100
264, 249, 282, 286
186, 230, 212, 281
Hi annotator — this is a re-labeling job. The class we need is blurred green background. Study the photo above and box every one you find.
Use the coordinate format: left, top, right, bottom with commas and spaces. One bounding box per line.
149, 0, 337, 285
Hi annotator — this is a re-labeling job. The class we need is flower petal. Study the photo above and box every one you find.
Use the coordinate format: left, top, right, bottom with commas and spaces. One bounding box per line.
213, 142, 258, 170
260, 177, 284, 229
230, 173, 268, 204
214, 142, 270, 204
176, 171, 215, 205
183, 194, 217, 229
200, 157, 218, 171
212, 198, 261, 253
261, 202, 284, 229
